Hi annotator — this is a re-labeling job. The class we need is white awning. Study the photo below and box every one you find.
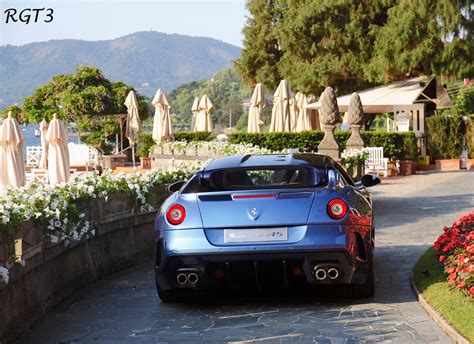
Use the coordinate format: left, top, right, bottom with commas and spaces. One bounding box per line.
306, 76, 453, 113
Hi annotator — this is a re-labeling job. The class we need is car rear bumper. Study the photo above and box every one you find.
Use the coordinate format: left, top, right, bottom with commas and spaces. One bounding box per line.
155, 243, 371, 292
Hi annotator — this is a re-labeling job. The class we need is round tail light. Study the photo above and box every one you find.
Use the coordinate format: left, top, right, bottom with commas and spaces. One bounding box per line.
166, 204, 186, 225
327, 198, 348, 219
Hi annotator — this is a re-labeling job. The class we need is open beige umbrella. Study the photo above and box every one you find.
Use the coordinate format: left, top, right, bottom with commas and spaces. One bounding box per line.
295, 93, 313, 132
39, 119, 48, 168
269, 80, 292, 132
124, 90, 141, 167
191, 97, 199, 131
247, 83, 265, 133
0, 111, 25, 191
45, 114, 69, 186
194, 95, 214, 132
152, 89, 172, 142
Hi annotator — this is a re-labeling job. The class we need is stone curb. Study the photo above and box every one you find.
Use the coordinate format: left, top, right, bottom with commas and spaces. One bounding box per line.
410, 271, 470, 344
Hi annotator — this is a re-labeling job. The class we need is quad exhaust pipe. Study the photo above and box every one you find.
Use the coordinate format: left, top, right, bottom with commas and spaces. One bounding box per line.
176, 270, 199, 287
313, 265, 341, 282
188, 272, 199, 285
176, 273, 188, 286
327, 267, 339, 280
314, 268, 327, 281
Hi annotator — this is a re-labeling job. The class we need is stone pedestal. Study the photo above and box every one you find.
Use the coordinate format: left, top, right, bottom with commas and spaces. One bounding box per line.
346, 124, 365, 151
318, 125, 340, 160
101, 154, 127, 170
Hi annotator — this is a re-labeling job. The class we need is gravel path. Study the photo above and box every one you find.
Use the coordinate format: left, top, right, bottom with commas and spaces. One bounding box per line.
17, 171, 474, 343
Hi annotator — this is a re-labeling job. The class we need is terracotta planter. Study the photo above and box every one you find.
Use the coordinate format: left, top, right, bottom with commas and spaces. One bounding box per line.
416, 164, 437, 171
386, 160, 398, 177
399, 160, 415, 175
466, 159, 474, 170
140, 157, 151, 170
435, 159, 460, 171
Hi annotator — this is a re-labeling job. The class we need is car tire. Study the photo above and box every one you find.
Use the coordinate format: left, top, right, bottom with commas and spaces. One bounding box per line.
157, 288, 178, 303
343, 254, 374, 298
155, 276, 179, 303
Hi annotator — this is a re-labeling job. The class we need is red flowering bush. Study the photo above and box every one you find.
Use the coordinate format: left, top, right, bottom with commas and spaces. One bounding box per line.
434, 211, 474, 297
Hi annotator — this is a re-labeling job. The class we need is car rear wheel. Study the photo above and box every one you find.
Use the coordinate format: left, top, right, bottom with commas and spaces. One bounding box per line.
343, 254, 374, 298
155, 275, 179, 302
157, 288, 178, 303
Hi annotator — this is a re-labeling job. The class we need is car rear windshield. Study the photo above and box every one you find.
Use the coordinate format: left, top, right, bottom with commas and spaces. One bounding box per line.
183, 166, 324, 193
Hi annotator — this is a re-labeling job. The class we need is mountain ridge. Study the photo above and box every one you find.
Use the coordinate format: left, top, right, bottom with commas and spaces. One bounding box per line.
0, 31, 241, 107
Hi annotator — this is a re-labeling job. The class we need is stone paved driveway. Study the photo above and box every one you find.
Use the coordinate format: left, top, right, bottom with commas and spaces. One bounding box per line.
17, 171, 474, 343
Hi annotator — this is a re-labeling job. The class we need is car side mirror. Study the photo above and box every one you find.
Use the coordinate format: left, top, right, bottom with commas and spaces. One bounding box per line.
360, 174, 381, 187
168, 180, 186, 193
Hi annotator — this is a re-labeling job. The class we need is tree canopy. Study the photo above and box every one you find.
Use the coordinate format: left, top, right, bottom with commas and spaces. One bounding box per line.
2, 66, 149, 126
1, 66, 149, 153
167, 68, 251, 130
236, 0, 473, 95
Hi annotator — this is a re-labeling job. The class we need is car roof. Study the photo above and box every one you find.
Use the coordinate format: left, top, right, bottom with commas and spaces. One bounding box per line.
204, 153, 333, 171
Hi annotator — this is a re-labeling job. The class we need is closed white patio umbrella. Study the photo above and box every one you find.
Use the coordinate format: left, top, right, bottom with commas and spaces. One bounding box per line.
269, 80, 292, 132
39, 119, 49, 168
191, 97, 199, 131
194, 95, 214, 132
306, 94, 321, 130
0, 111, 25, 191
247, 83, 265, 133
295, 93, 312, 132
152, 89, 172, 142
124, 90, 141, 167
45, 114, 70, 186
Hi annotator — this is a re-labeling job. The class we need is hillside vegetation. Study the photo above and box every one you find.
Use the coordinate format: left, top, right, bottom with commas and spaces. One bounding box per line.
0, 31, 240, 107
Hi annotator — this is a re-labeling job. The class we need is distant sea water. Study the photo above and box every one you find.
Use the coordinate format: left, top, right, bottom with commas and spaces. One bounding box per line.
20, 124, 77, 156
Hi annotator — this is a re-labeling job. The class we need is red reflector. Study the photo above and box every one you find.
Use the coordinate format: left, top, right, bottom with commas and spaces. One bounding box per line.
291, 265, 302, 277
327, 198, 348, 219
215, 268, 225, 279
166, 204, 186, 225
233, 194, 277, 199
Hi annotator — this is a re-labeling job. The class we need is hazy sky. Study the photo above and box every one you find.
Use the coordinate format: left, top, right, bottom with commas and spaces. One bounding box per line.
0, 0, 247, 47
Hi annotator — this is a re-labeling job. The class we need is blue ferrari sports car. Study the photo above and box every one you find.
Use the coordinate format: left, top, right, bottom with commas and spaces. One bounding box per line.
154, 153, 380, 302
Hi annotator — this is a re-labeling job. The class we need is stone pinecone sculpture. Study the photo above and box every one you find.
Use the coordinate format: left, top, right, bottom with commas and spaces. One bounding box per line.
348, 92, 364, 125
320, 87, 340, 125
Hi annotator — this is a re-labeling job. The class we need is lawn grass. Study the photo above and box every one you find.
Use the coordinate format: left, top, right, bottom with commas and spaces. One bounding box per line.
412, 247, 474, 342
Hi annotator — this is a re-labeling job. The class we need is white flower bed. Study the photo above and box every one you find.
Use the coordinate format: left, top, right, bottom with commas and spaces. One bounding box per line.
341, 147, 369, 165
157, 141, 288, 156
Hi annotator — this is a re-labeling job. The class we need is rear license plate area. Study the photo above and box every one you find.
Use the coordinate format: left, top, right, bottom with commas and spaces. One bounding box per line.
224, 227, 288, 243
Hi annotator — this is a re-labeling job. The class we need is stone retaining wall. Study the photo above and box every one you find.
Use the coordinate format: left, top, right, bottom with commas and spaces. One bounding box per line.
0, 185, 169, 342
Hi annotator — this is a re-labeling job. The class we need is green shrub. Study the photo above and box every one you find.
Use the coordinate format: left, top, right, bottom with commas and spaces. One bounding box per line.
426, 116, 468, 160
229, 130, 418, 160
136, 133, 155, 157
362, 131, 418, 160
174, 131, 213, 142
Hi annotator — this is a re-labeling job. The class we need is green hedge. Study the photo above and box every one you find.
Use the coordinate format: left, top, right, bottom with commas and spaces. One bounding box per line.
174, 131, 213, 142
426, 115, 473, 160
229, 130, 418, 160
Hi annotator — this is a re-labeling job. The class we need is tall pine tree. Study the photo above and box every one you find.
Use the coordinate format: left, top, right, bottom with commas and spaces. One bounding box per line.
368, 0, 474, 82
236, 0, 473, 94
235, 0, 285, 90
276, 0, 394, 94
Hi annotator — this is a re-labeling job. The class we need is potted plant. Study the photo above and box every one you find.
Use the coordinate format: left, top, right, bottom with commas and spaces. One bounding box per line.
341, 149, 368, 180
136, 133, 155, 169
398, 134, 418, 175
